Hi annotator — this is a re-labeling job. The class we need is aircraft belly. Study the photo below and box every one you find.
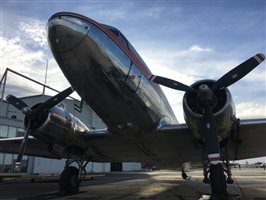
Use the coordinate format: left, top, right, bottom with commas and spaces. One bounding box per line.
52, 22, 167, 133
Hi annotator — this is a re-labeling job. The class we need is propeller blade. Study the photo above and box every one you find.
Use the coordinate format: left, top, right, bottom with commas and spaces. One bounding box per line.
14, 119, 31, 170
6, 95, 29, 111
202, 100, 220, 165
212, 53, 265, 90
35, 87, 74, 112
150, 75, 195, 92
15, 131, 30, 164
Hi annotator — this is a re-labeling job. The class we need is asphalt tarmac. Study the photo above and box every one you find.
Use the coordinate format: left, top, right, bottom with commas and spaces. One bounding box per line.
0, 168, 265, 200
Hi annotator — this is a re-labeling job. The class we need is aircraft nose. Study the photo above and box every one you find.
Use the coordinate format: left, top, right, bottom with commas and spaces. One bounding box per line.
47, 14, 90, 53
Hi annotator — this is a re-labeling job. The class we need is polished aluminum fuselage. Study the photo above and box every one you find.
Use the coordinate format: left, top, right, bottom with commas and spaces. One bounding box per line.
47, 13, 177, 134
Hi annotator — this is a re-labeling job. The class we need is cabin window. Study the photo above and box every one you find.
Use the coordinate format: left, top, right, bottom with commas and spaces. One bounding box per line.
126, 63, 142, 92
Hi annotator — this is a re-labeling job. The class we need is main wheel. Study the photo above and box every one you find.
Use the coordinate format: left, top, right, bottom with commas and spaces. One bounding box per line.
209, 163, 227, 196
59, 166, 80, 194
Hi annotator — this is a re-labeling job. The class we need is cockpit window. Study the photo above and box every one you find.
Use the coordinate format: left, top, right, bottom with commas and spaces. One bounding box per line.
102, 24, 128, 48
118, 33, 128, 48
102, 24, 119, 36
128, 42, 147, 68
102, 24, 147, 69
109, 28, 119, 37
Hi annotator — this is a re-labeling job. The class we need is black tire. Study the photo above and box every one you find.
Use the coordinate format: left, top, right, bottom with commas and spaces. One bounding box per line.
209, 163, 227, 196
59, 166, 80, 194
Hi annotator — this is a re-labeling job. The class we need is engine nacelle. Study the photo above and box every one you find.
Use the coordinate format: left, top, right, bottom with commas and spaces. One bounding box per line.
26, 105, 89, 151
183, 80, 236, 141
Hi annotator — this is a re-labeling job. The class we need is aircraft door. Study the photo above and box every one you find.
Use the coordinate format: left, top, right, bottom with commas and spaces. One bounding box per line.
125, 62, 142, 92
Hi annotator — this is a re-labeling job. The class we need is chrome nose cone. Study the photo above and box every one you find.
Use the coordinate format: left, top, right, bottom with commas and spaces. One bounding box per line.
47, 15, 90, 53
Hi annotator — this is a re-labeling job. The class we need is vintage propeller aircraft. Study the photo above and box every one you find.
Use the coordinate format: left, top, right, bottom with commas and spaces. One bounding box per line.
0, 12, 265, 198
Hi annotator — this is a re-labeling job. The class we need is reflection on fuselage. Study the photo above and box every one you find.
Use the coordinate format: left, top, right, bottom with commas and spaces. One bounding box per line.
48, 13, 177, 134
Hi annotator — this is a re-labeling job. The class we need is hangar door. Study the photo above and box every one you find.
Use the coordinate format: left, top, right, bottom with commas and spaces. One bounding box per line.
111, 162, 122, 171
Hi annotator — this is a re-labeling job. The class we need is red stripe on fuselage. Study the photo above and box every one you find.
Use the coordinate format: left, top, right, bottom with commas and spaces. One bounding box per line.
50, 12, 166, 99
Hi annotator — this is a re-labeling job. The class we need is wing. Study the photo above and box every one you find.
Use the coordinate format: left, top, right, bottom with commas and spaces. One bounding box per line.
0, 137, 62, 159
227, 118, 266, 160
147, 118, 266, 163
82, 124, 203, 166
83, 119, 266, 166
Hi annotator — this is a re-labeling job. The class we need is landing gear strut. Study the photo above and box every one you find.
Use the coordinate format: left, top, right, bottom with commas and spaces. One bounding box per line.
59, 159, 89, 194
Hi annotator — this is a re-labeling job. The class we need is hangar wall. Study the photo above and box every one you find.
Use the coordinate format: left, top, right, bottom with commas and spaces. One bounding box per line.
32, 157, 111, 174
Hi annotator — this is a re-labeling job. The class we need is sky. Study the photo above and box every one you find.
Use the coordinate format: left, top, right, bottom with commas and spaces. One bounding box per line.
0, 0, 265, 124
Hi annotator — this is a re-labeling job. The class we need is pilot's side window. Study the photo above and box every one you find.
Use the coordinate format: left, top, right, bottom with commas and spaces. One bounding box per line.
126, 63, 142, 92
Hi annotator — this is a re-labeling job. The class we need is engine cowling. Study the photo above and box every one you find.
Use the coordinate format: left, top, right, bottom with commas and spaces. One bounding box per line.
183, 80, 236, 141
25, 105, 89, 150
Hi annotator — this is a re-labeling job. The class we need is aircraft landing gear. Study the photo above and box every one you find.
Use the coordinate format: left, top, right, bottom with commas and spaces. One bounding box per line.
59, 166, 80, 193
202, 155, 234, 198
59, 159, 89, 194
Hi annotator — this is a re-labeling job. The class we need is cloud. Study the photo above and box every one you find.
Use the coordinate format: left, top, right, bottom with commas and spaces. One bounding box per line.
140, 44, 215, 80
1, 36, 46, 75
146, 7, 163, 18
140, 43, 265, 122
0, 15, 72, 100
18, 17, 47, 48
189, 45, 213, 53
236, 102, 266, 119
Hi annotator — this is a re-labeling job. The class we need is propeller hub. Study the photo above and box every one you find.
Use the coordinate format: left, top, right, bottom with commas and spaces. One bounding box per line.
196, 84, 217, 110
199, 84, 211, 94
22, 107, 32, 116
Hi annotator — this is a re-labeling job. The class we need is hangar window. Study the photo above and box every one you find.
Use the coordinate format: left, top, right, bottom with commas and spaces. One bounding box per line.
8, 127, 17, 137
16, 128, 25, 137
0, 125, 8, 138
